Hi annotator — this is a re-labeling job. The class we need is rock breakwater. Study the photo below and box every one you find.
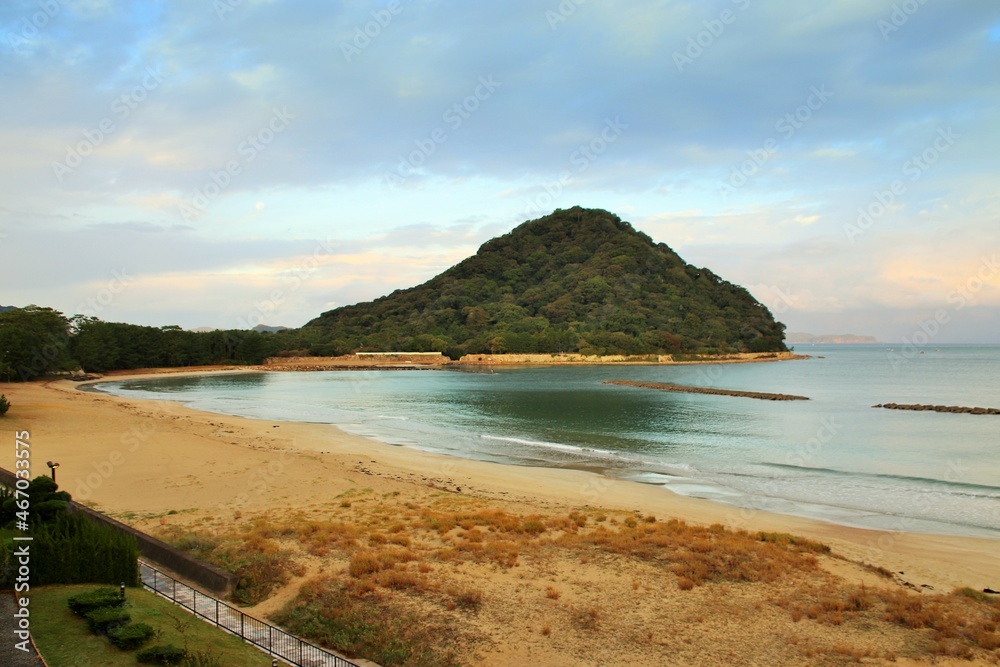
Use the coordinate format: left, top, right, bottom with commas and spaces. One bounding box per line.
604, 380, 809, 401
873, 403, 1000, 415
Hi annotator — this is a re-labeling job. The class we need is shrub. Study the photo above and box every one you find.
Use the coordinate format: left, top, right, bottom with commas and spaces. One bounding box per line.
447, 586, 483, 610
34, 513, 140, 586
108, 622, 155, 650
84, 606, 131, 635
274, 576, 461, 667
183, 650, 225, 667
68, 588, 124, 615
137, 644, 188, 665
0, 394, 10, 416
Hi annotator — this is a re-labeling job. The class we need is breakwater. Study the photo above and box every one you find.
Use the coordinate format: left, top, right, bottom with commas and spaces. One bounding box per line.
604, 380, 809, 401
873, 403, 1000, 415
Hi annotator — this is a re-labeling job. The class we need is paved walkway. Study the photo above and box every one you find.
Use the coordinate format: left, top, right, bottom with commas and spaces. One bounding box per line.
0, 592, 46, 667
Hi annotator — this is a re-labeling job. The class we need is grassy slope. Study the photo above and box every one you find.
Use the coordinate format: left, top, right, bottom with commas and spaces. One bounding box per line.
30, 584, 275, 667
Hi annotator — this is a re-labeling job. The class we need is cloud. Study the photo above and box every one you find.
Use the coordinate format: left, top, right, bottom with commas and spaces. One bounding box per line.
1, 0, 999, 340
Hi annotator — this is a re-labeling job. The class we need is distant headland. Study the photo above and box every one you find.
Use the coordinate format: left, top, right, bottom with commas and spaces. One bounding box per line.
785, 332, 877, 344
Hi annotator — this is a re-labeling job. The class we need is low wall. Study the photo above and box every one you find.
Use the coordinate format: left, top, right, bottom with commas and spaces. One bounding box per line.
458, 351, 799, 365
265, 353, 449, 368
458, 353, 674, 364
0, 467, 235, 597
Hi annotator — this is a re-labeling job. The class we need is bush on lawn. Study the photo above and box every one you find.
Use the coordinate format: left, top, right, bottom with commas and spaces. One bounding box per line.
84, 606, 131, 635
108, 622, 155, 650
137, 644, 188, 665
67, 587, 124, 615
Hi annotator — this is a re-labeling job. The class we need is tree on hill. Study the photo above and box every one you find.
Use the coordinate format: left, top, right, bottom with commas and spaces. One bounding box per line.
303, 207, 786, 357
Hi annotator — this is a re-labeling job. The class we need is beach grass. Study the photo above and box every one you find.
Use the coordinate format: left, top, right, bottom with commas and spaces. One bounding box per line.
157, 494, 1000, 665
30, 584, 275, 667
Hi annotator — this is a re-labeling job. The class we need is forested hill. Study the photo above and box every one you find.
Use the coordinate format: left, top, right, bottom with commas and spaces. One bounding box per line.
305, 207, 786, 356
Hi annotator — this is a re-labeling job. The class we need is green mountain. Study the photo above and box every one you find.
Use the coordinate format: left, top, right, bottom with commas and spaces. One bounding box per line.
304, 207, 786, 357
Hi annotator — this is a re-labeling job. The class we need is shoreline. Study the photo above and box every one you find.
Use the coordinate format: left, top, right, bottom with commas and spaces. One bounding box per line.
2, 370, 999, 596
260, 350, 808, 371
81, 370, 1000, 542
91, 366, 1000, 543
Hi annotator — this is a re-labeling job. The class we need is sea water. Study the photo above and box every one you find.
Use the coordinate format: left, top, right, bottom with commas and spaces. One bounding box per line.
91, 345, 1000, 538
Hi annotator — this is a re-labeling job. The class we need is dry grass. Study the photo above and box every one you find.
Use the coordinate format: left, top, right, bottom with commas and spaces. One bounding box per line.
271, 575, 463, 667
779, 579, 1000, 659
158, 522, 301, 605
558, 519, 824, 587
159, 496, 1000, 666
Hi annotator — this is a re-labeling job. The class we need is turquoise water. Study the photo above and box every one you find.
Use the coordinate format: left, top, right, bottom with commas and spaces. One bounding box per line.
92, 345, 1000, 538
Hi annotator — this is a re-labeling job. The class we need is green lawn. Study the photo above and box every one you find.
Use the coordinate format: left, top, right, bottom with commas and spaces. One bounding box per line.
31, 584, 276, 667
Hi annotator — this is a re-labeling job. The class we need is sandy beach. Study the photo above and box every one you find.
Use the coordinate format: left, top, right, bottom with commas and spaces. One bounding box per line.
3, 371, 999, 666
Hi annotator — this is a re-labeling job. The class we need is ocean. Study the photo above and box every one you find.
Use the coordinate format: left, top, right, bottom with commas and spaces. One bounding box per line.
90, 345, 1000, 538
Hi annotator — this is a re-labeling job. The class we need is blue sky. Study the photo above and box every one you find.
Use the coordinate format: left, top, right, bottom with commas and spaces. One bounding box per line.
2, 0, 998, 342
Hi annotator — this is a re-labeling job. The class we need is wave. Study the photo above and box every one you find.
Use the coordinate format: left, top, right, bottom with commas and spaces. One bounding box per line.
759, 462, 1000, 497
480, 434, 613, 455
479, 434, 694, 472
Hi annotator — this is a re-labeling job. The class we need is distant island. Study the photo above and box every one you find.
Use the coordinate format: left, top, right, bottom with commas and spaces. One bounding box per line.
786, 332, 878, 344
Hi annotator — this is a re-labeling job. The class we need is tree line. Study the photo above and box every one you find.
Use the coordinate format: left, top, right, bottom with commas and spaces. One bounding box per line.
0, 306, 272, 381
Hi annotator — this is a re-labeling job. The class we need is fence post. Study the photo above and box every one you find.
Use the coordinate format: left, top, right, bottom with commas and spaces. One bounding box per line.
172, 577, 176, 601
269, 624, 273, 651
216, 598, 219, 626
240, 610, 244, 639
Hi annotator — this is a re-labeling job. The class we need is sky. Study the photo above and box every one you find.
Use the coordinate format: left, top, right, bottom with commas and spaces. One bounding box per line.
2, 0, 999, 343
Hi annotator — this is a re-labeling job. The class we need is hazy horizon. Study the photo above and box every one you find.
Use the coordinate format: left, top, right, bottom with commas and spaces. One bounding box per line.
2, 2, 998, 344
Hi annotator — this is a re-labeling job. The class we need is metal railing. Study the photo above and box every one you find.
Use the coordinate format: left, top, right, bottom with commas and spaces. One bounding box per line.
140, 561, 360, 667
